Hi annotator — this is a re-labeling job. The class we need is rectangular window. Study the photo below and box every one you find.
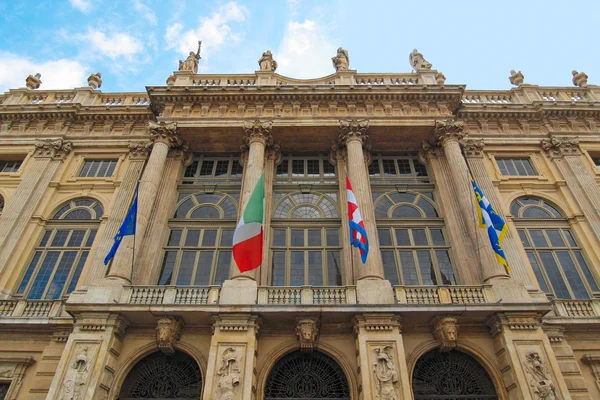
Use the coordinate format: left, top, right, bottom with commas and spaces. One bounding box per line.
182, 156, 243, 184
275, 155, 337, 184
496, 158, 536, 176
368, 154, 429, 183
78, 160, 117, 178
0, 160, 23, 173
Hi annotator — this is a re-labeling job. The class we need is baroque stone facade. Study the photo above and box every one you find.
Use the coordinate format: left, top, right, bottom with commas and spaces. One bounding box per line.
0, 49, 599, 400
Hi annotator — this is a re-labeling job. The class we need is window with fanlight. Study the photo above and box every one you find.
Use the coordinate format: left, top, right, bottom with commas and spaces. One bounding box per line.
16, 198, 103, 299
158, 192, 239, 286
512, 196, 599, 299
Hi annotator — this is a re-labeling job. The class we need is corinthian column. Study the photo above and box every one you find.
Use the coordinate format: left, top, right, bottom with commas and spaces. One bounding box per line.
104, 121, 182, 284
431, 120, 508, 282
338, 120, 394, 304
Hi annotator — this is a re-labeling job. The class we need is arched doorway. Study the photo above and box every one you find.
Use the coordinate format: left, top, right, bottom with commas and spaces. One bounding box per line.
118, 351, 202, 399
412, 349, 498, 399
265, 350, 350, 400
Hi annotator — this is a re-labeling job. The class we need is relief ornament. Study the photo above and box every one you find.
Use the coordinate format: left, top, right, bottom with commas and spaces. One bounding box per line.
431, 316, 458, 352
61, 347, 94, 400
156, 316, 184, 354
296, 318, 318, 350
525, 352, 559, 400
216, 347, 241, 400
373, 346, 399, 400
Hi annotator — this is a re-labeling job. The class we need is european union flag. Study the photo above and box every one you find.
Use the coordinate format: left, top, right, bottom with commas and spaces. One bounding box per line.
104, 187, 138, 265
470, 177, 510, 274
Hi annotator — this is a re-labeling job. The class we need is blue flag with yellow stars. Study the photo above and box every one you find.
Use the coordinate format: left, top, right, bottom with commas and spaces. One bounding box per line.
104, 186, 138, 265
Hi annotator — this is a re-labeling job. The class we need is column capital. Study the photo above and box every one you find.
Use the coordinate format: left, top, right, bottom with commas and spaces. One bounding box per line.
338, 119, 370, 145
460, 138, 485, 158
433, 119, 467, 146
330, 142, 347, 162
128, 140, 152, 160
243, 119, 273, 147
149, 120, 183, 148
265, 143, 281, 163
33, 138, 73, 160
169, 140, 192, 165
541, 135, 580, 158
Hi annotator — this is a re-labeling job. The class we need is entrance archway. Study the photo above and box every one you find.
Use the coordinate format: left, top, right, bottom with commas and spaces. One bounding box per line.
265, 350, 350, 400
118, 350, 202, 399
412, 349, 498, 399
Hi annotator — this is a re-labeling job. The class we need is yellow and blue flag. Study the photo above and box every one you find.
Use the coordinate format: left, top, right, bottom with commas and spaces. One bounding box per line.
104, 186, 138, 265
470, 177, 510, 274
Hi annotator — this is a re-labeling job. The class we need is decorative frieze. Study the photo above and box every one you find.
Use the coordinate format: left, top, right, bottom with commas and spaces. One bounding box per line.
33, 138, 73, 160
296, 318, 319, 350
541, 135, 580, 157
156, 316, 184, 354
431, 316, 458, 352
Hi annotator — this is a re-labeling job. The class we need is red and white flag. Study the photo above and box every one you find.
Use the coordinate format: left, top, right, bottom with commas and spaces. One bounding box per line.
346, 175, 369, 263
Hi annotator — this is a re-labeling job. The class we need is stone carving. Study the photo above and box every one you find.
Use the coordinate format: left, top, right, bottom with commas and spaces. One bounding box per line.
258, 50, 278, 72
409, 49, 432, 71
0, 368, 13, 378
34, 138, 73, 160
128, 140, 152, 159
431, 316, 458, 352
373, 346, 399, 400
509, 70, 524, 86
572, 70, 588, 88
296, 318, 318, 350
87, 72, 102, 89
460, 138, 485, 157
166, 74, 176, 86
243, 120, 273, 146
216, 347, 241, 400
332, 48, 350, 71
338, 119, 369, 145
178, 41, 202, 73
156, 316, 184, 354
525, 352, 558, 400
26, 73, 42, 89
541, 135, 580, 157
61, 347, 94, 400
149, 120, 183, 148
435, 72, 446, 85
433, 119, 466, 145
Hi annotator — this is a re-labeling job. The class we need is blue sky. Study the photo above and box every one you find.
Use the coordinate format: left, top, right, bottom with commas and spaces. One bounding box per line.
1, 0, 599, 93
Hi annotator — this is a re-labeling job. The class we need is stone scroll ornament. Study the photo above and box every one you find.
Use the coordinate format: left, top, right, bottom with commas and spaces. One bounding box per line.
215, 347, 241, 400
373, 346, 399, 400
525, 352, 559, 400
61, 346, 95, 400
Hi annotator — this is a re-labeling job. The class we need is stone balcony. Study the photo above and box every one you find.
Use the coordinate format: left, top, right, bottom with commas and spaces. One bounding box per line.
0, 299, 67, 321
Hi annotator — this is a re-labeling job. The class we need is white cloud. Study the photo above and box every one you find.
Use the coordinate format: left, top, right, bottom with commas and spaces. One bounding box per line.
68, 0, 91, 13
78, 29, 144, 60
164, 2, 248, 57
133, 0, 157, 25
276, 20, 337, 79
0, 52, 88, 93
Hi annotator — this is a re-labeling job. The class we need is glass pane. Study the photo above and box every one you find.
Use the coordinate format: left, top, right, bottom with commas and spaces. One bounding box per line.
167, 230, 182, 246
199, 160, 214, 176
546, 230, 565, 247
214, 160, 229, 177
213, 251, 230, 285
105, 160, 117, 177
323, 161, 335, 176
46, 252, 78, 299
306, 160, 319, 176
523, 159, 535, 175
574, 251, 600, 292
272, 252, 286, 286
430, 229, 446, 246
176, 252, 196, 285
505, 160, 518, 175
326, 229, 339, 247
276, 161, 287, 176
518, 230, 530, 247
17, 251, 43, 294
79, 161, 92, 177
417, 198, 437, 217
522, 207, 552, 218
392, 205, 421, 218
308, 252, 323, 285
307, 229, 321, 246
67, 252, 88, 293
67, 230, 85, 247
400, 251, 419, 285
327, 251, 342, 286
382, 251, 399, 285
51, 230, 70, 247
221, 230, 234, 246
230, 161, 243, 177
414, 161, 428, 177
272, 229, 286, 246
184, 161, 198, 177
497, 159, 508, 175
158, 251, 177, 285
378, 229, 392, 246
63, 209, 92, 220
368, 160, 380, 176
85, 230, 97, 247
27, 251, 60, 299
194, 251, 214, 285
563, 230, 577, 246
175, 199, 194, 218
382, 160, 396, 176
39, 230, 52, 247
202, 230, 217, 246
394, 229, 410, 246
514, 159, 528, 176
539, 252, 571, 299
529, 230, 548, 247
413, 229, 428, 246
292, 160, 304, 176
435, 250, 455, 285
290, 251, 305, 285
556, 251, 589, 299
87, 161, 100, 177
291, 229, 304, 247
185, 230, 200, 247
417, 250, 437, 285
527, 252, 549, 293
97, 161, 109, 177
397, 159, 411, 176
191, 206, 220, 219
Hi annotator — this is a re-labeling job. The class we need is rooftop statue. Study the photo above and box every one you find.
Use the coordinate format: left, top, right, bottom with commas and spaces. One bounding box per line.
572, 70, 588, 88
509, 70, 524, 86
332, 47, 349, 71
258, 50, 278, 72
25, 73, 42, 90
409, 49, 432, 71
178, 41, 202, 74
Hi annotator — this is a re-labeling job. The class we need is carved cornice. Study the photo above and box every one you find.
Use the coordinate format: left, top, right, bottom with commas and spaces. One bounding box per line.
433, 119, 467, 146
541, 135, 580, 157
431, 316, 458, 352
149, 120, 183, 148
460, 138, 485, 157
33, 138, 72, 160
353, 314, 401, 333
486, 313, 543, 338
128, 140, 152, 160
243, 119, 273, 147
213, 314, 260, 333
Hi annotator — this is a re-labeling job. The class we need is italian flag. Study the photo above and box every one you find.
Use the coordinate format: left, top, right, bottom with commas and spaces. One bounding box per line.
232, 173, 264, 272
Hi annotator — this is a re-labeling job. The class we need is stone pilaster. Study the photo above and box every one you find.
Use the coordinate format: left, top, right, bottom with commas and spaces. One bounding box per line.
338, 120, 393, 303
353, 314, 411, 400
330, 144, 353, 285
259, 144, 279, 286
0, 139, 72, 293
105, 121, 182, 285
486, 313, 571, 400
46, 313, 129, 400
202, 314, 260, 400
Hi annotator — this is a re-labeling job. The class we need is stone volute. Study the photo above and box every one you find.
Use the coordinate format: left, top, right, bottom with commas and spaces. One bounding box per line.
431, 316, 458, 352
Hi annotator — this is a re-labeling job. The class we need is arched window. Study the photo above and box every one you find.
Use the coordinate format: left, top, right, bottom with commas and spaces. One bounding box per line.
265, 351, 350, 400
16, 198, 103, 299
513, 196, 599, 299
118, 351, 202, 399
271, 191, 342, 286
412, 350, 498, 399
158, 193, 238, 286
374, 191, 456, 286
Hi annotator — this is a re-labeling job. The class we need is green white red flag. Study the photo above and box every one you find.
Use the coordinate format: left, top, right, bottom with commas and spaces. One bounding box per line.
232, 173, 264, 272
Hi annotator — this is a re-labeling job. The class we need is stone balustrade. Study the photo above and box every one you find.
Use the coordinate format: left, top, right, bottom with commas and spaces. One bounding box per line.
0, 299, 64, 318
461, 86, 599, 105
552, 299, 600, 318
394, 285, 496, 305
0, 89, 150, 108
257, 286, 357, 305
121, 286, 220, 305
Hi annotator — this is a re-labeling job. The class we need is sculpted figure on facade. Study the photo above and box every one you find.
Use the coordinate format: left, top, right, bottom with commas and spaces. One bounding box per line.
34, 138, 73, 160
87, 72, 102, 89
431, 316, 458, 352
373, 346, 399, 400
572, 70, 588, 88
332, 47, 350, 71
258, 50, 278, 72
61, 347, 93, 400
509, 70, 524, 86
156, 316, 184, 353
216, 347, 241, 400
178, 41, 202, 73
296, 318, 318, 350
409, 49, 432, 71
525, 352, 558, 400
149, 120, 183, 148
25, 73, 42, 89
